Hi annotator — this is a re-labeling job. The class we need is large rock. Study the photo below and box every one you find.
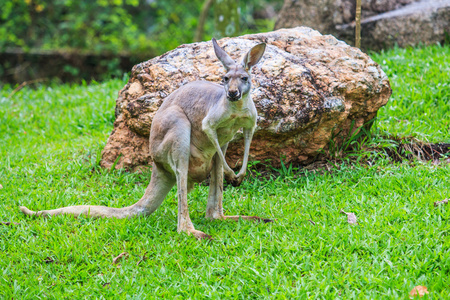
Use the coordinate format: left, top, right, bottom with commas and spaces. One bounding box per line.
275, 0, 450, 50
100, 27, 391, 171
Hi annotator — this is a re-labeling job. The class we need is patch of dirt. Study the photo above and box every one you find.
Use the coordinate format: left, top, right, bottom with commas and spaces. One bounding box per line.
385, 142, 450, 163
242, 140, 450, 180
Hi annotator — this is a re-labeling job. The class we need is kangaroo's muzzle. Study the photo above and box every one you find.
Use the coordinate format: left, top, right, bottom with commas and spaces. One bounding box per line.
227, 90, 241, 101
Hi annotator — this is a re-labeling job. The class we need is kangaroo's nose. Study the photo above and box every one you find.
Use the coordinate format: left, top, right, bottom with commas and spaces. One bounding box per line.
228, 90, 239, 99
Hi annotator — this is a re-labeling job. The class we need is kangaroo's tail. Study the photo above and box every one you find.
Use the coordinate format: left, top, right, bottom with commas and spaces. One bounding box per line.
20, 164, 175, 219
19, 204, 137, 218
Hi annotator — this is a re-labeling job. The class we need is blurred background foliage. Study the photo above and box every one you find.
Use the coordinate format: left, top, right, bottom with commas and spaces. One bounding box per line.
0, 0, 282, 82
0, 0, 282, 58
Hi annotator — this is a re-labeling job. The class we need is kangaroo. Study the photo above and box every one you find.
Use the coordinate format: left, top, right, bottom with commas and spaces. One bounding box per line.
20, 38, 270, 239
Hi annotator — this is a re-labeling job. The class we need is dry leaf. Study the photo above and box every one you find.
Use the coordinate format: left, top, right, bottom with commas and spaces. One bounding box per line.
409, 285, 429, 298
434, 199, 449, 207
112, 252, 128, 264
340, 209, 358, 225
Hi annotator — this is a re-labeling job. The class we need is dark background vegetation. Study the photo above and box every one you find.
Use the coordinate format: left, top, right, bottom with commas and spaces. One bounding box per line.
0, 0, 283, 83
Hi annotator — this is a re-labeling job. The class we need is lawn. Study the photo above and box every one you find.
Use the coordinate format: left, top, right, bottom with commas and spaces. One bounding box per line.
373, 44, 450, 143
0, 44, 449, 298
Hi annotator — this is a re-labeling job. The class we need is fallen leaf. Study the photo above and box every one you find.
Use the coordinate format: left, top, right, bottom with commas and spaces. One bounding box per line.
340, 209, 358, 225
0, 184, 3, 189
434, 199, 449, 207
112, 252, 128, 264
409, 285, 429, 298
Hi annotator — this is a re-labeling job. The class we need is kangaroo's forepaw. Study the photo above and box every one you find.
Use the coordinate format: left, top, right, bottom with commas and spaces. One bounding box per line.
225, 175, 244, 187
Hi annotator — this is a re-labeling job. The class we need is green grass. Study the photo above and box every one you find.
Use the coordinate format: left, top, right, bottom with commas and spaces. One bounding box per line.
371, 44, 450, 143
1, 45, 449, 298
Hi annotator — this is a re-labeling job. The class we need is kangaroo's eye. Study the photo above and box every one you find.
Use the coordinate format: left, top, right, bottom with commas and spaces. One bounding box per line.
242, 77, 249, 82
223, 76, 229, 82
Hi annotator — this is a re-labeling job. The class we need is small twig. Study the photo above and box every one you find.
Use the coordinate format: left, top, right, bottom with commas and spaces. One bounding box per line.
136, 252, 148, 266
102, 282, 111, 289
434, 199, 449, 207
1, 222, 20, 226
308, 219, 316, 226
7, 78, 48, 99
112, 252, 128, 264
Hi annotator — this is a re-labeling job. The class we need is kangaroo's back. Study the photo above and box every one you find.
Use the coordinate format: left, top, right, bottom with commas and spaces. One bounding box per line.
156, 80, 225, 123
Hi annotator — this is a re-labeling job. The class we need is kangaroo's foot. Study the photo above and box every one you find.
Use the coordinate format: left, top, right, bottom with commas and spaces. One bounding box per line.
179, 227, 212, 240
189, 229, 213, 240
178, 221, 212, 240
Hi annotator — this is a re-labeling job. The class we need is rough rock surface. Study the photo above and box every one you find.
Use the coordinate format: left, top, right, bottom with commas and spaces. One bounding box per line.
100, 27, 391, 171
275, 0, 450, 50
275, 0, 421, 34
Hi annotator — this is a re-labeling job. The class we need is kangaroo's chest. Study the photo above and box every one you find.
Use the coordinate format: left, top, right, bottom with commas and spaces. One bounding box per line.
187, 112, 254, 183
216, 113, 253, 144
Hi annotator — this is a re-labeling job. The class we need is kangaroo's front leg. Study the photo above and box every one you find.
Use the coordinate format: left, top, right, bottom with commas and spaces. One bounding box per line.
203, 126, 238, 181
225, 127, 255, 187
205, 148, 273, 223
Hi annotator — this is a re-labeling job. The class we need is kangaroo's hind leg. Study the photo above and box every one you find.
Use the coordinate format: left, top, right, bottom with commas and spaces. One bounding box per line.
155, 108, 211, 240
130, 162, 175, 216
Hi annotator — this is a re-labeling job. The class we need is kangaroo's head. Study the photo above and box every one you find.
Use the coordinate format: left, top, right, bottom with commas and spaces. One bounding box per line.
212, 38, 266, 102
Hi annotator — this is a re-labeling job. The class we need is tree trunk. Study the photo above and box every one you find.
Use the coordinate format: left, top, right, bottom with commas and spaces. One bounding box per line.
195, 0, 214, 42
213, 0, 239, 38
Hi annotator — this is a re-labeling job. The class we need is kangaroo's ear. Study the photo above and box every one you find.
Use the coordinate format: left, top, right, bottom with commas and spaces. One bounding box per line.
242, 43, 266, 71
212, 38, 235, 71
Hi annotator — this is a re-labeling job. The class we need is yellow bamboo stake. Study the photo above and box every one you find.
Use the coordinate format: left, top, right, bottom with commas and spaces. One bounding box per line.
195, 0, 214, 42
355, 0, 362, 48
